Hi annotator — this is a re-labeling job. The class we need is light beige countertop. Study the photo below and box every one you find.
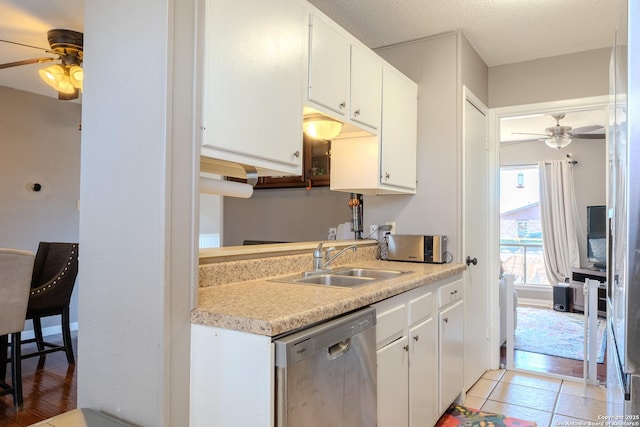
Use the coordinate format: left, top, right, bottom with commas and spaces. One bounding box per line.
193, 257, 466, 337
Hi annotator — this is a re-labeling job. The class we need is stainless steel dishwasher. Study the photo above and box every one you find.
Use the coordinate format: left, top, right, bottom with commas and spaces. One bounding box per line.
274, 306, 377, 427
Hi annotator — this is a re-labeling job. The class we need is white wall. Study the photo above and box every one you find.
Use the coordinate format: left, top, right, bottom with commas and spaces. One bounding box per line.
78, 0, 196, 425
0, 85, 81, 330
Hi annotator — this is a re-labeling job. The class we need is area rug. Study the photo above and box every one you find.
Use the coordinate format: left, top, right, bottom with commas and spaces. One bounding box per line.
514, 306, 606, 363
435, 403, 537, 426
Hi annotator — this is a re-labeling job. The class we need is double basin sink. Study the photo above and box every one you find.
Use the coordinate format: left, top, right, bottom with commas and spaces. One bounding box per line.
271, 267, 411, 288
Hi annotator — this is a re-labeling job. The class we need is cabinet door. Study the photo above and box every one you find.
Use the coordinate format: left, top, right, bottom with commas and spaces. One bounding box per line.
308, 14, 350, 116
350, 45, 382, 130
380, 65, 417, 190
377, 337, 409, 427
409, 317, 438, 427
438, 300, 464, 414
202, 0, 306, 173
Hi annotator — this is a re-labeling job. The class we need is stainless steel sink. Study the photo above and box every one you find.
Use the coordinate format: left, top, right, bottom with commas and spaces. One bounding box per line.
331, 268, 406, 280
294, 274, 374, 287
270, 267, 410, 288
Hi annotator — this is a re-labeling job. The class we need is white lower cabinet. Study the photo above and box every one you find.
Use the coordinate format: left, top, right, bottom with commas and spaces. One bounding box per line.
374, 284, 438, 427
438, 279, 465, 414
377, 335, 409, 426
409, 316, 438, 426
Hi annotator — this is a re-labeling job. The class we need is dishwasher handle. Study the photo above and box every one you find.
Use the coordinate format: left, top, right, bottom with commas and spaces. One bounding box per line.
274, 307, 376, 367
327, 338, 351, 360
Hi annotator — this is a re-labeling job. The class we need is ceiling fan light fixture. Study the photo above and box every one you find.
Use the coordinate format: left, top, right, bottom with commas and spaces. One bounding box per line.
69, 65, 83, 90
544, 135, 572, 149
303, 115, 343, 140
38, 64, 78, 95
39, 64, 64, 84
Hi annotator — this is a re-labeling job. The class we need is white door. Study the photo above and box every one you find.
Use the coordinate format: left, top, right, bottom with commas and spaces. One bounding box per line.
463, 91, 491, 390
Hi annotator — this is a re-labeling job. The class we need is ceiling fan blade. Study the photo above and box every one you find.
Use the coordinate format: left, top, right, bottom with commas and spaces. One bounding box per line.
569, 125, 605, 139
571, 133, 606, 139
570, 125, 604, 134
0, 39, 55, 55
511, 132, 547, 136
0, 57, 56, 70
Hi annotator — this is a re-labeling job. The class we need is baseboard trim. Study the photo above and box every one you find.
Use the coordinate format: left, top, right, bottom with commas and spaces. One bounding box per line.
517, 298, 553, 309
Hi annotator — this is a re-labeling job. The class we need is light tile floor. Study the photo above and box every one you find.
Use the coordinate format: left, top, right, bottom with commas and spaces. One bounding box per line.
464, 369, 623, 427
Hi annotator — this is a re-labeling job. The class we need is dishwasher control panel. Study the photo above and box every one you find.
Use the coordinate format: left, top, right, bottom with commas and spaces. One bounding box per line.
274, 307, 376, 367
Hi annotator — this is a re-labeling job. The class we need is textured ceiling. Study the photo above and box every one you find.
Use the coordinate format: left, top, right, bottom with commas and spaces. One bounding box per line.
307, 0, 623, 66
0, 0, 623, 100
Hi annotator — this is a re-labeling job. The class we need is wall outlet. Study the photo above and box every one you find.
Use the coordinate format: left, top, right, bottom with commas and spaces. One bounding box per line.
369, 224, 379, 240
385, 221, 396, 234
328, 228, 337, 240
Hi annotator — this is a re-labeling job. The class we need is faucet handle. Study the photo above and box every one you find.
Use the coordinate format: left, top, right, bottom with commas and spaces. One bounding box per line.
324, 247, 336, 259
314, 241, 324, 257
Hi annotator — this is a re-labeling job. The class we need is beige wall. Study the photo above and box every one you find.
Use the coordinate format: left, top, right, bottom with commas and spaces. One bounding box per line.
367, 32, 488, 262
0, 85, 81, 329
489, 48, 611, 108
223, 187, 352, 246
461, 34, 489, 106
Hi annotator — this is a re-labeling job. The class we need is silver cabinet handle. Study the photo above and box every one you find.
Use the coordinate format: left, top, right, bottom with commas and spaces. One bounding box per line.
354, 109, 360, 116
384, 172, 390, 181
293, 151, 300, 158
443, 317, 448, 323
413, 335, 419, 342
403, 344, 409, 352
339, 102, 346, 109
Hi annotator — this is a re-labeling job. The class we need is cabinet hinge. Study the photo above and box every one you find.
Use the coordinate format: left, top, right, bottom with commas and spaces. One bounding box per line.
486, 326, 491, 340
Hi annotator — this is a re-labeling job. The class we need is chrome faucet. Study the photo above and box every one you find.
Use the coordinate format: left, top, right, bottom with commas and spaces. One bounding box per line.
310, 242, 358, 274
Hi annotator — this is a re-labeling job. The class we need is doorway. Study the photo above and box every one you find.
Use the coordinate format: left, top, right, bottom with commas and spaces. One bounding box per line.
490, 96, 608, 383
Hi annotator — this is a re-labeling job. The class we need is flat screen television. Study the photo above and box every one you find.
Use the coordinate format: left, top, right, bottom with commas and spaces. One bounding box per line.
587, 205, 607, 269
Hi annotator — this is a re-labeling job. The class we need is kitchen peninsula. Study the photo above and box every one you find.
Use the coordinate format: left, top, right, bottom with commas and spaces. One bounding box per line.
191, 240, 465, 426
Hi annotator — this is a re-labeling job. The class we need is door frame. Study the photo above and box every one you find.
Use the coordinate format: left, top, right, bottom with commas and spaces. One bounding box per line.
488, 94, 609, 372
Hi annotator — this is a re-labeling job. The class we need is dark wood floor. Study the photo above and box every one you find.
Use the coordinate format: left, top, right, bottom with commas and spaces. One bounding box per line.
501, 345, 607, 383
0, 332, 77, 427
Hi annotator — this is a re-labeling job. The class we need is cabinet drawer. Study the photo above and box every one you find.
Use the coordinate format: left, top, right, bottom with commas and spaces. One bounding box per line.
438, 279, 463, 308
375, 302, 407, 348
409, 290, 434, 326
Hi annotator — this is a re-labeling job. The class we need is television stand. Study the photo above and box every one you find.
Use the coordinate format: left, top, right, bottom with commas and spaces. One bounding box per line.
569, 268, 606, 317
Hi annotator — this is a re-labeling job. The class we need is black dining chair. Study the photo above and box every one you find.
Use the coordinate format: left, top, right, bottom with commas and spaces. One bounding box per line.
0, 248, 35, 410
22, 242, 79, 364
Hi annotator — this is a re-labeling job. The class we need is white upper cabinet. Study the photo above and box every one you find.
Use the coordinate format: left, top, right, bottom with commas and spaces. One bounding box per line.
307, 15, 350, 117
200, 1, 415, 183
350, 45, 382, 130
201, 0, 307, 176
380, 64, 418, 190
330, 64, 417, 195
307, 14, 382, 133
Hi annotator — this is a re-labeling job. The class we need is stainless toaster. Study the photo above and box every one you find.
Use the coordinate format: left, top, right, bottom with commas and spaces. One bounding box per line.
387, 234, 448, 263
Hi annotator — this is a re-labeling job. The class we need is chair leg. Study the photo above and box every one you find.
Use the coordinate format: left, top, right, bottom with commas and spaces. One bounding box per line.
0, 335, 7, 382
10, 332, 23, 411
62, 307, 75, 364
33, 317, 44, 352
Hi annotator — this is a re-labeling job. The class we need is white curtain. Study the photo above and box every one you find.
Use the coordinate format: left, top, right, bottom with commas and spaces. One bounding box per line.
539, 160, 580, 285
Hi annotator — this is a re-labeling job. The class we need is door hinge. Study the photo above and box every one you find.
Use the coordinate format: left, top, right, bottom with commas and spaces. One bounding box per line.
486, 326, 491, 340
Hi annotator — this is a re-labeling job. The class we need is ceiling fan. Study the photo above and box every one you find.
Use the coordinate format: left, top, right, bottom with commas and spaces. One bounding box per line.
0, 29, 83, 100
513, 113, 605, 149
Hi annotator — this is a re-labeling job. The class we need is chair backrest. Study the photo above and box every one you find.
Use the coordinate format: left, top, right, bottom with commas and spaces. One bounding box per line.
28, 242, 79, 310
0, 248, 35, 336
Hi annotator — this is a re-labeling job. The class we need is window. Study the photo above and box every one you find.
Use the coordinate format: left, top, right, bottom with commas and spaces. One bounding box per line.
500, 166, 549, 285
